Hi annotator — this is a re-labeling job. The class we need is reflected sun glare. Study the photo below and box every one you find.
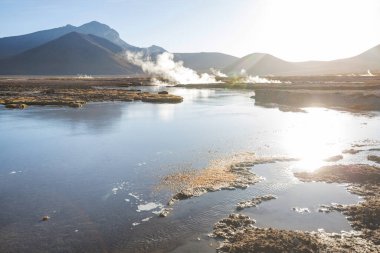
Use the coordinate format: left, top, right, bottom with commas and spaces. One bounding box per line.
281, 108, 346, 171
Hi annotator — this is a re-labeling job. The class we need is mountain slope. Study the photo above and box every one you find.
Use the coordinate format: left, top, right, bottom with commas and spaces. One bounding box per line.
0, 32, 140, 75
0, 21, 137, 59
174, 52, 238, 72
224, 53, 295, 76
224, 44, 380, 76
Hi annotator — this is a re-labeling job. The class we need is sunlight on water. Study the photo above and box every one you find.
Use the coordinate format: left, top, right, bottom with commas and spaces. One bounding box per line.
170, 88, 215, 101
281, 108, 346, 171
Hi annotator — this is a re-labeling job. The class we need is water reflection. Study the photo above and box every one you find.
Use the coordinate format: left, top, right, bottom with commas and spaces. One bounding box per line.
0, 89, 379, 253
4, 103, 125, 134
280, 108, 348, 171
170, 88, 215, 102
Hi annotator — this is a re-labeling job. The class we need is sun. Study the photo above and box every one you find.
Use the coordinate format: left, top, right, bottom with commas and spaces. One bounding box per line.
241, 0, 380, 61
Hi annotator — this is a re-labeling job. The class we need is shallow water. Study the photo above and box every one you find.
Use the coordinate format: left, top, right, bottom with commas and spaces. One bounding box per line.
0, 87, 379, 252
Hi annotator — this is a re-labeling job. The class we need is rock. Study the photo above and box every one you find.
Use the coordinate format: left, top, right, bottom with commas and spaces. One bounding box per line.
158, 91, 169, 95
141, 94, 183, 103
158, 208, 172, 217
342, 149, 361, 154
5, 103, 28, 109
324, 155, 343, 162
41, 216, 50, 221
213, 213, 256, 240
68, 102, 83, 108
236, 194, 277, 210
368, 155, 380, 164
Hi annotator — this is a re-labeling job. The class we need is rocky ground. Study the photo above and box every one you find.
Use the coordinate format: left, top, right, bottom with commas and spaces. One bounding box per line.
236, 194, 277, 211
207, 163, 380, 252
295, 164, 380, 247
211, 214, 379, 253
0, 77, 182, 108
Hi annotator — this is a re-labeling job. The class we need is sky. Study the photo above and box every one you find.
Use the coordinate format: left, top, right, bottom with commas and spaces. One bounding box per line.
1, 0, 380, 61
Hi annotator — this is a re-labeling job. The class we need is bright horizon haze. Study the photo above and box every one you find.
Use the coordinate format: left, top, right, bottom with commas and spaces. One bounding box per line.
1, 0, 380, 61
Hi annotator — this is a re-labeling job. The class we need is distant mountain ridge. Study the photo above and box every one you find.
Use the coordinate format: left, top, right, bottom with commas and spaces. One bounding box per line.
224, 44, 380, 76
174, 52, 238, 72
0, 32, 141, 75
0, 21, 140, 59
0, 21, 237, 75
0, 21, 379, 76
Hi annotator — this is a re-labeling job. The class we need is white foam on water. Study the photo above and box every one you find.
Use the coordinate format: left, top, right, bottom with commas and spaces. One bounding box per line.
292, 207, 311, 213
137, 202, 163, 212
128, 193, 141, 201
141, 216, 153, 222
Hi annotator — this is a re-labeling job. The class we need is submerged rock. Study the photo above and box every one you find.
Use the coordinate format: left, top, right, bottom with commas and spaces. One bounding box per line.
157, 154, 297, 217
236, 194, 277, 210
41, 216, 50, 221
342, 149, 361, 155
167, 160, 261, 205
368, 155, 380, 164
5, 103, 28, 109
324, 155, 343, 162
158, 208, 172, 217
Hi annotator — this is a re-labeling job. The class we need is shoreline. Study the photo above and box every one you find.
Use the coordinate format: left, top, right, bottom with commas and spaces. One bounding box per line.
210, 164, 380, 252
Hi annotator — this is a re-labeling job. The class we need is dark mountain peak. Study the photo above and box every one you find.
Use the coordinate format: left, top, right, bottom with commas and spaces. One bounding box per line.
79, 21, 113, 33
59, 31, 83, 39
83, 20, 104, 26
0, 30, 139, 75
0, 21, 135, 59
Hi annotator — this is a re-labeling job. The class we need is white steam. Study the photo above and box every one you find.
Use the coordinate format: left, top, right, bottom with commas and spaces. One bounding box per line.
76, 74, 94, 79
210, 68, 228, 77
361, 70, 375, 77
244, 75, 283, 84
126, 51, 220, 84
240, 68, 285, 84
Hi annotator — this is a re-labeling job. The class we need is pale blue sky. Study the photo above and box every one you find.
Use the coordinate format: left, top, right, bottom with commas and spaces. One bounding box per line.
1, 0, 380, 61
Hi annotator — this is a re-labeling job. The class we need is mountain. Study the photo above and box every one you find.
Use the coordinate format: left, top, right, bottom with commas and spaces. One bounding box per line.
224, 44, 380, 76
174, 52, 238, 72
0, 32, 141, 75
0, 21, 137, 59
224, 53, 295, 76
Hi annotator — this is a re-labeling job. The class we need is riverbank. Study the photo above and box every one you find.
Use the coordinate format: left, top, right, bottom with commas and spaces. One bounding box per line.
0, 77, 182, 108
209, 164, 380, 252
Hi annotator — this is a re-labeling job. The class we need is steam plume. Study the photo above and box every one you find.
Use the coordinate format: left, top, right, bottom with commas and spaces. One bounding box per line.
126, 51, 220, 84
210, 68, 227, 77
240, 68, 284, 84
